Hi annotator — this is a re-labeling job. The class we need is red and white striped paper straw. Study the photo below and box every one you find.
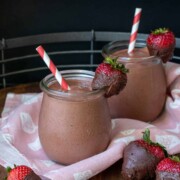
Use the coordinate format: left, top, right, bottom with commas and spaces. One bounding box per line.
36, 45, 70, 91
128, 8, 142, 54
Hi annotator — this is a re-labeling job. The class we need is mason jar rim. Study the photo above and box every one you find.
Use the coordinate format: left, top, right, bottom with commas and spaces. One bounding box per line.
102, 40, 158, 62
40, 69, 105, 100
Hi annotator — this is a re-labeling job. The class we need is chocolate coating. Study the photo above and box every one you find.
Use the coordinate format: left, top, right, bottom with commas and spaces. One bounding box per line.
147, 43, 175, 63
25, 171, 41, 180
156, 171, 180, 180
0, 164, 7, 179
121, 141, 163, 180
92, 72, 127, 98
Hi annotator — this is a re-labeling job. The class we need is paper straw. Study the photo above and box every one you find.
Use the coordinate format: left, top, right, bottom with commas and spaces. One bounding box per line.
36, 45, 70, 90
128, 8, 142, 54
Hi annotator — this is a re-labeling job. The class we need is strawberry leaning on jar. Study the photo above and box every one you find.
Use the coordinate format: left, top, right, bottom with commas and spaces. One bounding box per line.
146, 28, 176, 63
6, 165, 41, 180
91, 57, 128, 97
156, 156, 180, 179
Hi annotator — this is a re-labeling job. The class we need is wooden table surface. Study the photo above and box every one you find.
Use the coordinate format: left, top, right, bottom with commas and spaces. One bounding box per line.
0, 82, 123, 180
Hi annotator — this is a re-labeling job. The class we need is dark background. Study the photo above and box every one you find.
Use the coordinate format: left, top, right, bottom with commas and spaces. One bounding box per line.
1, 0, 180, 38
0, 0, 180, 87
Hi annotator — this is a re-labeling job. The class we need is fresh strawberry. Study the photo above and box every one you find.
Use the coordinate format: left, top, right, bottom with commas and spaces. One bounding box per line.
156, 156, 180, 179
7, 165, 41, 180
91, 57, 128, 97
146, 28, 176, 63
121, 129, 167, 179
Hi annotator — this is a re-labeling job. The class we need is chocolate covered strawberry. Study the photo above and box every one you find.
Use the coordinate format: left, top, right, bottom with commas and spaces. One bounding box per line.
0, 164, 7, 179
91, 57, 128, 97
7, 165, 41, 180
146, 28, 176, 63
121, 129, 167, 180
156, 156, 180, 180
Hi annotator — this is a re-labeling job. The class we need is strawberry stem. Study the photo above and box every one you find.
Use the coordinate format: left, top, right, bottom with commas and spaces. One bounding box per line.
170, 156, 180, 162
104, 57, 129, 73
5, 166, 12, 180
142, 128, 151, 144
142, 128, 168, 157
6, 166, 12, 173
152, 28, 169, 35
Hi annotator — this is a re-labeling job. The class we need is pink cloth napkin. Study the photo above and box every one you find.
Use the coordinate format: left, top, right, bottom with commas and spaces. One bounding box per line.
0, 62, 180, 180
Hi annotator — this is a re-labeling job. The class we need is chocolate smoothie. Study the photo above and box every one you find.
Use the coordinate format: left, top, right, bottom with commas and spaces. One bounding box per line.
103, 41, 167, 122
38, 70, 111, 165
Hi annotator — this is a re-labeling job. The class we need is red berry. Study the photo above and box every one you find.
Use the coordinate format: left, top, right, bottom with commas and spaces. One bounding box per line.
147, 28, 175, 48
121, 129, 167, 179
136, 139, 165, 159
92, 57, 128, 97
136, 129, 166, 159
7, 165, 32, 180
96, 62, 125, 76
157, 156, 180, 173
146, 28, 176, 63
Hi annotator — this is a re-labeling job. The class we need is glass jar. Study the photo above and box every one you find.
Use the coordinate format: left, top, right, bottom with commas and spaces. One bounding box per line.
102, 40, 167, 122
38, 70, 111, 165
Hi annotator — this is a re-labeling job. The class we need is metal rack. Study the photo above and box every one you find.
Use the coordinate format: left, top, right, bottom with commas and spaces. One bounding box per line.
0, 30, 179, 88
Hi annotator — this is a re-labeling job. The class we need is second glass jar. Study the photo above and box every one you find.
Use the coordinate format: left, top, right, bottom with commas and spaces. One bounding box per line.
102, 40, 167, 122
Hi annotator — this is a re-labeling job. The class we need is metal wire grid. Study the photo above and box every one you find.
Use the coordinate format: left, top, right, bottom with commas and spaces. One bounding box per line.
0, 30, 179, 88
